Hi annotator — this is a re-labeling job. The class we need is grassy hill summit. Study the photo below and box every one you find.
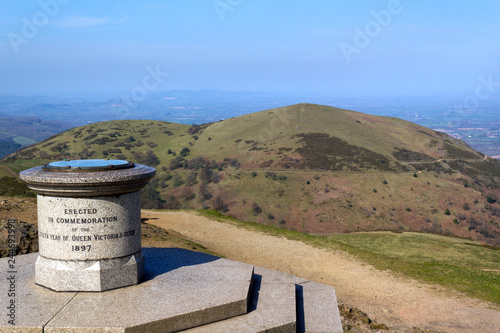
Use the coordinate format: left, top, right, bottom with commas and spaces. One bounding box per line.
3, 103, 500, 245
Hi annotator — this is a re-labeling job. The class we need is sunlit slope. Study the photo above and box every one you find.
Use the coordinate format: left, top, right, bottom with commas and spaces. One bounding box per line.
3, 104, 499, 246
7, 103, 482, 167
7, 120, 190, 163
191, 103, 481, 163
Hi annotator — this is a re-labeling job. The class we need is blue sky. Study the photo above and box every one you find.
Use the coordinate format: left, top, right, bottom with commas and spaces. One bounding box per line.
1, 0, 500, 97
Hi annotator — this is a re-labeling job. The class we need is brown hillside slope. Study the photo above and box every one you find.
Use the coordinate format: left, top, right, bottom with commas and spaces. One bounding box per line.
4, 104, 500, 245
143, 210, 500, 333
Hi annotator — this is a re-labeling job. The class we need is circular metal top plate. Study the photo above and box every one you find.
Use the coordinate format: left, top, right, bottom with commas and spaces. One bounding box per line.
42, 159, 134, 172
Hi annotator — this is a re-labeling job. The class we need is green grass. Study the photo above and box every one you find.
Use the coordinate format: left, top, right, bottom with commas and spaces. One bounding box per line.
13, 136, 37, 145
1, 159, 48, 174
197, 209, 500, 305
326, 232, 500, 305
0, 176, 35, 197
0, 167, 13, 178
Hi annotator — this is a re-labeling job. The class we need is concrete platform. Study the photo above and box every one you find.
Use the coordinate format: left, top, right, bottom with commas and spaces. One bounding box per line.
1, 249, 343, 332
1, 249, 253, 332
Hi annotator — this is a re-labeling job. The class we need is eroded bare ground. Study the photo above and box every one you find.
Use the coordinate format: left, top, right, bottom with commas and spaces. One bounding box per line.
142, 210, 500, 333
0, 197, 37, 224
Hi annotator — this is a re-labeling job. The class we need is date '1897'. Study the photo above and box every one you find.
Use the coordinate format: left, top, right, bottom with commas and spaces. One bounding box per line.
72, 245, 91, 252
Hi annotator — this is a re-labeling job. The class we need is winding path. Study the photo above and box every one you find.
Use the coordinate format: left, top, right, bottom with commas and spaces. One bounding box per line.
143, 210, 500, 333
0, 165, 18, 177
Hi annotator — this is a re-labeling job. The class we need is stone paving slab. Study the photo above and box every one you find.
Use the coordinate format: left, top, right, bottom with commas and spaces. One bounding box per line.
0, 253, 77, 333
183, 266, 297, 333
295, 277, 343, 333
1, 249, 253, 332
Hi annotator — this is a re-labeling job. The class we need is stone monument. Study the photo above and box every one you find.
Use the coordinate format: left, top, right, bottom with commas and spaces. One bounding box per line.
20, 159, 156, 291
6, 158, 343, 332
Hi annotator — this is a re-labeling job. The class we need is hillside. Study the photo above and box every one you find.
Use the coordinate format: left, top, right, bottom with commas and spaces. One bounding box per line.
0, 116, 71, 159
3, 103, 500, 245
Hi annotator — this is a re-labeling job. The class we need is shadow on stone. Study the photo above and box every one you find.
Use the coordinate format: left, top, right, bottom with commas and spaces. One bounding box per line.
296, 284, 306, 332
247, 273, 262, 312
142, 247, 221, 282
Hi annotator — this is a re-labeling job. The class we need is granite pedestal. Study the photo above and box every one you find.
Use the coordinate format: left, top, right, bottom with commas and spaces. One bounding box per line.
20, 159, 156, 291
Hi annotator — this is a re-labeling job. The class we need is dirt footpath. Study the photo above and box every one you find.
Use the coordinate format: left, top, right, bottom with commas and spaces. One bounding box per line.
143, 210, 500, 333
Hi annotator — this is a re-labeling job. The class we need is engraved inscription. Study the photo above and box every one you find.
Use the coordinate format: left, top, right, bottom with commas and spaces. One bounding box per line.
55, 216, 118, 224
37, 192, 142, 260
39, 232, 61, 241
41, 208, 135, 253
40, 229, 136, 242
72, 245, 91, 252
72, 235, 91, 241
64, 208, 98, 214
93, 229, 135, 240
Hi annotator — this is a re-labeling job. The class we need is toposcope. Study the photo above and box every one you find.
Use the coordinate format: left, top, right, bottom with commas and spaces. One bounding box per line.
20, 159, 156, 291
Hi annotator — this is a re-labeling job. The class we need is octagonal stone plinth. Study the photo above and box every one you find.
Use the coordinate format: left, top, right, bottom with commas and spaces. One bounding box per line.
20, 160, 155, 291
35, 251, 144, 292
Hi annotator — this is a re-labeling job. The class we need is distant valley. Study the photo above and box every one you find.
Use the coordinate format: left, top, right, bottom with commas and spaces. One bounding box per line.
0, 117, 71, 158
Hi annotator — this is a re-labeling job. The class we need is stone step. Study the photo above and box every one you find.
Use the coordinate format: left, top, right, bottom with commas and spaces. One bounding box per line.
295, 277, 343, 333
182, 266, 297, 332
183, 267, 343, 333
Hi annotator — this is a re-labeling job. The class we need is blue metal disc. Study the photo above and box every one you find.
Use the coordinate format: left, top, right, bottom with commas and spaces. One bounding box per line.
43, 159, 134, 171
